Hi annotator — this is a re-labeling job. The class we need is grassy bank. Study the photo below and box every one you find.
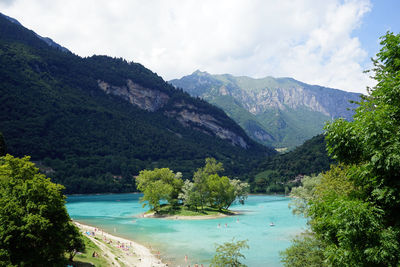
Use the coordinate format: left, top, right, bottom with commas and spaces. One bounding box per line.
147, 204, 236, 217
70, 235, 109, 267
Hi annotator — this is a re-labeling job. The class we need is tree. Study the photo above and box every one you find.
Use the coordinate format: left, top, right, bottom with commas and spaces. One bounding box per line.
280, 231, 325, 267
283, 32, 400, 267
136, 168, 183, 211
192, 158, 224, 210
0, 155, 84, 266
178, 180, 201, 210
186, 158, 249, 211
211, 239, 249, 267
207, 174, 235, 210
65, 223, 86, 262
287, 174, 322, 216
283, 166, 359, 266
230, 179, 249, 206
322, 32, 400, 266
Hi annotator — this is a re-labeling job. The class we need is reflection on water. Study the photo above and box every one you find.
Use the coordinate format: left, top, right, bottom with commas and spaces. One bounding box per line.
66, 194, 306, 267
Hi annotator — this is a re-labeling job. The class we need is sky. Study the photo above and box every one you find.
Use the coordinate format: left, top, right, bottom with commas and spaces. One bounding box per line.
1, 0, 399, 94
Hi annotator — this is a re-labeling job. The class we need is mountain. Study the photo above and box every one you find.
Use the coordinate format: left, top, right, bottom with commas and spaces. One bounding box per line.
251, 134, 335, 193
0, 12, 70, 53
0, 132, 6, 156
0, 14, 275, 194
170, 71, 361, 149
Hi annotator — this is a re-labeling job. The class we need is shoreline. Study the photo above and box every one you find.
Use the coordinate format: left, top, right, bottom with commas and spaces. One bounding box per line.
73, 221, 167, 267
143, 210, 241, 220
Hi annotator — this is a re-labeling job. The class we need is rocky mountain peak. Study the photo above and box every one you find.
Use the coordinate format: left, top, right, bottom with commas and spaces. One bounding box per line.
170, 72, 361, 148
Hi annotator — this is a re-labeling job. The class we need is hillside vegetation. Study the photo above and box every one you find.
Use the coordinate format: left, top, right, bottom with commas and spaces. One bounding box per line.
0, 14, 274, 194
252, 135, 335, 193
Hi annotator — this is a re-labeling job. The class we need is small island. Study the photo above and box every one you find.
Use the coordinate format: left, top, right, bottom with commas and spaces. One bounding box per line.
136, 158, 249, 218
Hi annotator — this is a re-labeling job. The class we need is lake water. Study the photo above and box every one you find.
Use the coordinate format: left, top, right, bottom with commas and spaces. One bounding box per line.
66, 194, 307, 266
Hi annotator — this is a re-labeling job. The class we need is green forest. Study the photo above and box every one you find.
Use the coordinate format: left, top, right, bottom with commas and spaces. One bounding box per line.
0, 14, 277, 194
251, 134, 334, 193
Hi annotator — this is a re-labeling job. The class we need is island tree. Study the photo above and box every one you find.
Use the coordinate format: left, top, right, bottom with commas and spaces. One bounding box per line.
181, 158, 249, 211
136, 168, 183, 211
137, 158, 249, 214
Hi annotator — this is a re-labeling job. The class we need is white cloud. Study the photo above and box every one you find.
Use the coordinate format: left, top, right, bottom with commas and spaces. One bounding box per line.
1, 0, 374, 93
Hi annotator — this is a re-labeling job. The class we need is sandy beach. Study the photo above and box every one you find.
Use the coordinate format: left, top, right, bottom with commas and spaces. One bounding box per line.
74, 221, 167, 267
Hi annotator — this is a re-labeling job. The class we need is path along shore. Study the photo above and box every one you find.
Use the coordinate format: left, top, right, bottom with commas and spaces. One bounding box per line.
74, 221, 167, 267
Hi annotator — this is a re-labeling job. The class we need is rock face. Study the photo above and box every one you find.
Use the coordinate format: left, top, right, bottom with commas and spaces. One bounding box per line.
165, 101, 248, 148
98, 80, 169, 112
97, 79, 250, 149
170, 71, 361, 148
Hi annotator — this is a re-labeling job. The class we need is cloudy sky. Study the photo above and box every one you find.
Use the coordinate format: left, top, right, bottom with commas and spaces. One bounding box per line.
1, 0, 399, 93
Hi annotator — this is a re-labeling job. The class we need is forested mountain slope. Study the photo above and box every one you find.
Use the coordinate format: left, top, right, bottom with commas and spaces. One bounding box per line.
0, 13, 275, 193
251, 134, 335, 193
170, 71, 361, 149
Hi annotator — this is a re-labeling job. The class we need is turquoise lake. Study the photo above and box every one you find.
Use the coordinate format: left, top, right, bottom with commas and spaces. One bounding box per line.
66, 194, 307, 266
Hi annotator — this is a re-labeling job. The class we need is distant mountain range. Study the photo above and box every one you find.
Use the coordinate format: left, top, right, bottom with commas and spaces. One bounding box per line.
0, 13, 274, 193
170, 71, 361, 149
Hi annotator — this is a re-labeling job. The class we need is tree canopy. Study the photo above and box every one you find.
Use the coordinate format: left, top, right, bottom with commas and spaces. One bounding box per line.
282, 32, 400, 267
0, 154, 84, 266
137, 158, 249, 214
211, 239, 249, 267
136, 168, 183, 211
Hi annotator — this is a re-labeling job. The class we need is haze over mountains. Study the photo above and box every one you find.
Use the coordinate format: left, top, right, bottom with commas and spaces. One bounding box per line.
170, 71, 361, 149
0, 13, 274, 193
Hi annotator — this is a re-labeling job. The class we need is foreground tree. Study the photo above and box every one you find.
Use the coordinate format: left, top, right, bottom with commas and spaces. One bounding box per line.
280, 231, 325, 267
283, 32, 400, 267
66, 223, 86, 262
322, 32, 400, 266
211, 239, 249, 267
0, 155, 84, 266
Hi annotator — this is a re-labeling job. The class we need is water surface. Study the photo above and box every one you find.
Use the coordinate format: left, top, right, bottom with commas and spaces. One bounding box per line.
66, 194, 306, 266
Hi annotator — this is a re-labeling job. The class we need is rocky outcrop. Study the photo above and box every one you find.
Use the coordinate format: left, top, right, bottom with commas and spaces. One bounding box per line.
98, 80, 169, 112
242, 87, 329, 116
98, 80, 249, 148
170, 71, 361, 148
165, 102, 248, 148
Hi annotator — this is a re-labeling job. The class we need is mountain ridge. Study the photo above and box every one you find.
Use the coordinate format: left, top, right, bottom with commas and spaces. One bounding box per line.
0, 12, 70, 53
0, 13, 274, 193
170, 70, 361, 148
